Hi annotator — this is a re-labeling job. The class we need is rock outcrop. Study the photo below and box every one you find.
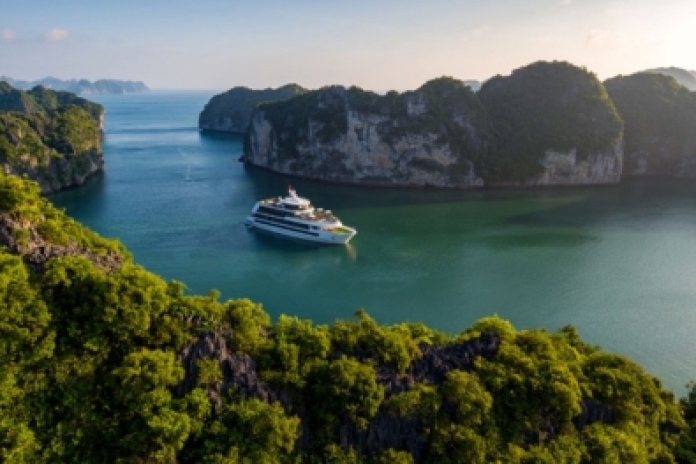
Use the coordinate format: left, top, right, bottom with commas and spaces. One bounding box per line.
176, 328, 627, 458
2, 149, 104, 194
199, 84, 306, 133
605, 73, 696, 178
478, 61, 624, 185
245, 62, 625, 188
176, 330, 288, 411
0, 211, 124, 273
245, 78, 489, 188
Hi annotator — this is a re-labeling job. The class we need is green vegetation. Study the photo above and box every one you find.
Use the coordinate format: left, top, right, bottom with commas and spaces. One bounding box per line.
0, 81, 103, 123
478, 61, 624, 182
604, 73, 696, 176
2, 173, 696, 462
642, 67, 696, 91
199, 84, 306, 133
247, 62, 625, 184
252, 77, 489, 181
0, 82, 103, 191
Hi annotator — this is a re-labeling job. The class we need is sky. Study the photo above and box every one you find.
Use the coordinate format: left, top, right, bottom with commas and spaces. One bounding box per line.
1, 0, 695, 91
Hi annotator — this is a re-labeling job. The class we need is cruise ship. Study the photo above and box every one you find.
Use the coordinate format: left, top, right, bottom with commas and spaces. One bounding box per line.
245, 187, 357, 245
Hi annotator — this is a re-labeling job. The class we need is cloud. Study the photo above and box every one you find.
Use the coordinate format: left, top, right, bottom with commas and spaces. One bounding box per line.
464, 25, 491, 42
45, 28, 69, 43
558, 0, 572, 6
1, 28, 16, 42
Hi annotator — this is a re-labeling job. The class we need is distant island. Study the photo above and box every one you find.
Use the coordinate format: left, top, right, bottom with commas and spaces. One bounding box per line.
0, 76, 149, 95
0, 81, 104, 193
642, 67, 696, 91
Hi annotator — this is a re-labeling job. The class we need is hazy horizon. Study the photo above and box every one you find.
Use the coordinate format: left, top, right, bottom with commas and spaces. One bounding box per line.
1, 0, 695, 92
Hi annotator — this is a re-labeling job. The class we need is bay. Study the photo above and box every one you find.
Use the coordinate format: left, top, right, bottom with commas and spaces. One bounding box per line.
52, 91, 696, 394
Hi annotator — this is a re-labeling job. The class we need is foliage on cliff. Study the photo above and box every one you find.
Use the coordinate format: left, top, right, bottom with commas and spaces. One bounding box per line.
642, 67, 696, 91
199, 84, 306, 133
478, 61, 624, 182
1, 173, 693, 463
604, 73, 696, 176
0, 82, 104, 191
0, 82, 103, 123
251, 78, 491, 181
246, 62, 625, 185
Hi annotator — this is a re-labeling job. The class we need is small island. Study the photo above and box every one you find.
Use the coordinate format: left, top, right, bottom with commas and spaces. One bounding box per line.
0, 82, 105, 193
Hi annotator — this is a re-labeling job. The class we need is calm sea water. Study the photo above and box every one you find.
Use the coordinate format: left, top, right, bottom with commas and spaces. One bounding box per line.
52, 91, 696, 394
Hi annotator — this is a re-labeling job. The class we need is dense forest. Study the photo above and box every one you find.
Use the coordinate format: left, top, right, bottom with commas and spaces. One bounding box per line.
0, 82, 104, 193
3, 172, 696, 462
605, 73, 696, 177
478, 62, 623, 182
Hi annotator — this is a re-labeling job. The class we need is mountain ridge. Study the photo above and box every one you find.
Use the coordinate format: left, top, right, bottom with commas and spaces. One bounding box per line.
0, 76, 149, 94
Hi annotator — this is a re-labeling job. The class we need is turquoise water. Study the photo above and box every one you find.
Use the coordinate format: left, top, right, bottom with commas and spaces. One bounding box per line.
52, 91, 696, 394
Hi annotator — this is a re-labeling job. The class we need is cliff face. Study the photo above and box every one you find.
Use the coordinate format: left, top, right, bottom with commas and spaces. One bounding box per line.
246, 78, 489, 187
478, 61, 624, 185
199, 84, 306, 133
605, 73, 696, 178
2, 148, 104, 194
245, 63, 625, 188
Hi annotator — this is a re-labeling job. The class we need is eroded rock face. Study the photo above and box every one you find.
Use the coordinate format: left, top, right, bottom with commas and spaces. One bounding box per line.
176, 330, 288, 411
0, 212, 124, 273
492, 146, 624, 187
175, 329, 628, 460
605, 73, 696, 178
2, 149, 104, 194
245, 80, 488, 188
246, 64, 627, 188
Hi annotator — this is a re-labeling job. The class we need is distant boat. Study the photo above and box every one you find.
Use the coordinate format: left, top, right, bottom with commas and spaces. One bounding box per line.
245, 187, 357, 245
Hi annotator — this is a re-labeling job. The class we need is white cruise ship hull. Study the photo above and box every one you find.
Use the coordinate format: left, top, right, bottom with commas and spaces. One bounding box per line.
246, 216, 356, 245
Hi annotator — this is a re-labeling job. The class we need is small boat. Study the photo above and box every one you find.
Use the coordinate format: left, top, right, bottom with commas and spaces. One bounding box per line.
245, 187, 357, 245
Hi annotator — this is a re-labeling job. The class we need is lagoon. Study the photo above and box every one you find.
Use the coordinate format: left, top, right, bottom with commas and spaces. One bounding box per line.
51, 91, 696, 394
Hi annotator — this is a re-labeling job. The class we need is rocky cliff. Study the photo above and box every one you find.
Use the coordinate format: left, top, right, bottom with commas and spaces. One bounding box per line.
199, 84, 306, 133
245, 78, 490, 187
0, 82, 105, 193
245, 62, 625, 188
478, 61, 624, 185
605, 73, 696, 177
